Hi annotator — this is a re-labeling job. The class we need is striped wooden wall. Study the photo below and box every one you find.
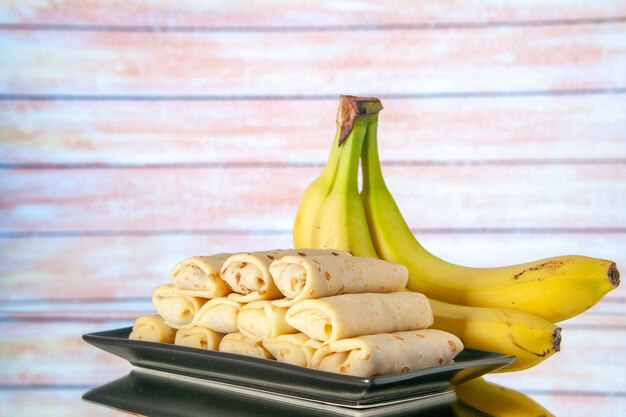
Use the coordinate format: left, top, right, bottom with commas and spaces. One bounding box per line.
1, 1, 625, 415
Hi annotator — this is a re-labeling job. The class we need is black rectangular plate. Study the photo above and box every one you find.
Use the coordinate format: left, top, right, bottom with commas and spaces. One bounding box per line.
83, 327, 514, 407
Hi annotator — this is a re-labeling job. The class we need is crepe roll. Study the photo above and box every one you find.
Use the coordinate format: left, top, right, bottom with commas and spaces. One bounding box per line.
222, 249, 350, 303
236, 300, 297, 340
129, 315, 176, 343
262, 333, 317, 368
218, 333, 274, 359
174, 326, 224, 350
152, 284, 207, 329
310, 329, 463, 377
194, 297, 242, 334
271, 255, 408, 307
286, 292, 433, 342
170, 254, 232, 298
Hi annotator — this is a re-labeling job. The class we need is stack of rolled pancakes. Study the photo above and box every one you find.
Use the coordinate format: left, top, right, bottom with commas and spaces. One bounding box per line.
129, 249, 463, 377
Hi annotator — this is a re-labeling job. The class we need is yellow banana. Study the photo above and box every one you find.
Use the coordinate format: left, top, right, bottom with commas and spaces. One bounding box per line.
310, 114, 378, 257
429, 298, 560, 372
456, 377, 556, 417
360, 113, 619, 323
294, 95, 384, 249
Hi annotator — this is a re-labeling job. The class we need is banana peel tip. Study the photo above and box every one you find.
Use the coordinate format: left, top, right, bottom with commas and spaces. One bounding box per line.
337, 95, 383, 146
608, 262, 620, 288
553, 328, 562, 353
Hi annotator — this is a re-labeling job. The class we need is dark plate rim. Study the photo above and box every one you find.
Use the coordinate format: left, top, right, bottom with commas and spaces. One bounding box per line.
83, 326, 515, 385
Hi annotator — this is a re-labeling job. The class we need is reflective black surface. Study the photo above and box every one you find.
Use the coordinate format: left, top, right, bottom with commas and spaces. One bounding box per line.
83, 327, 514, 407
83, 370, 494, 417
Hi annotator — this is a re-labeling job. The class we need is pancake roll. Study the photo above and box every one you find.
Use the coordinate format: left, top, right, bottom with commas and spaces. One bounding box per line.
219, 333, 274, 359
271, 255, 408, 307
174, 326, 224, 350
193, 297, 243, 334
129, 315, 176, 343
222, 249, 350, 303
152, 284, 207, 329
170, 254, 232, 298
310, 329, 463, 377
286, 292, 433, 342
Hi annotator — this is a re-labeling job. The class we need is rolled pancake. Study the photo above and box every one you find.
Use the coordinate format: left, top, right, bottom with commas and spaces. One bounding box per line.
170, 254, 232, 298
270, 255, 408, 307
262, 333, 317, 367
152, 284, 207, 329
286, 292, 433, 342
174, 326, 224, 350
194, 297, 242, 334
310, 329, 463, 377
218, 333, 274, 359
222, 249, 350, 303
129, 315, 176, 343
236, 300, 297, 340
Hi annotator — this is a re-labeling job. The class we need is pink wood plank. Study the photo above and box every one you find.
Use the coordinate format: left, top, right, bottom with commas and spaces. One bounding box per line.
1, 95, 625, 164
1, 391, 128, 417
1, 298, 623, 325
2, 320, 623, 389
2, 24, 625, 95
1, 164, 625, 232
0, 234, 292, 299
0, 233, 623, 300
2, 0, 625, 26
0, 321, 131, 386
515, 394, 626, 417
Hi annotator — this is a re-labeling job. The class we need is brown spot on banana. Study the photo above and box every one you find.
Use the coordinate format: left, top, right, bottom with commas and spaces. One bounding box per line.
512, 259, 567, 281
513, 269, 527, 280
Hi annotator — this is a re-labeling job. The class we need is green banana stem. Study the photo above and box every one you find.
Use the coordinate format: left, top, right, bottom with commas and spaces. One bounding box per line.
313, 94, 382, 191
361, 117, 384, 192
319, 127, 342, 183
311, 96, 382, 258
292, 97, 362, 248
334, 118, 368, 192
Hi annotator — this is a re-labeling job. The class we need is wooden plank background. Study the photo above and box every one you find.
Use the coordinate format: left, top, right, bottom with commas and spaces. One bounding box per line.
1, 1, 625, 415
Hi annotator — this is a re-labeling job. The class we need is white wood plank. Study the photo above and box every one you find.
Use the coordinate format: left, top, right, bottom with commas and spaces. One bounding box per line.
1, 164, 624, 232
2, 0, 625, 26
1, 390, 130, 417
1, 95, 624, 164
2, 24, 624, 95
0, 321, 132, 385
0, 233, 623, 300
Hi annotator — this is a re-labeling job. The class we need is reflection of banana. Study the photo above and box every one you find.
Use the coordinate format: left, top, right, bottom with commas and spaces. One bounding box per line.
310, 115, 378, 258
456, 377, 555, 417
360, 112, 619, 323
429, 299, 560, 372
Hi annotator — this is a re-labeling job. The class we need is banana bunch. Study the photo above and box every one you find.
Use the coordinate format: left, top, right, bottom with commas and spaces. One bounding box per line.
293, 95, 620, 372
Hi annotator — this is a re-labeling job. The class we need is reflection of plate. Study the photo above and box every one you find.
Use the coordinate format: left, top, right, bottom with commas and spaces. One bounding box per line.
83, 370, 493, 417
83, 327, 514, 408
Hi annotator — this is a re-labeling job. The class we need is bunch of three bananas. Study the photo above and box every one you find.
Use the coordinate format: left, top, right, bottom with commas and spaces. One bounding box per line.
293, 95, 620, 372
